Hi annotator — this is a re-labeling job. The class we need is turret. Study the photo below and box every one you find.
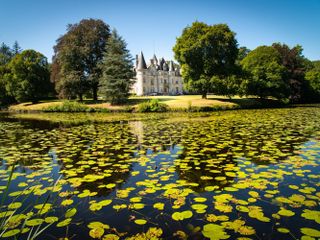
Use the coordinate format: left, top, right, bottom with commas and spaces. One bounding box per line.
137, 51, 147, 70
135, 51, 147, 96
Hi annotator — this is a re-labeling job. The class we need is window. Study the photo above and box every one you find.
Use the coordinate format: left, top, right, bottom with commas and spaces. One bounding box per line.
151, 80, 154, 85
164, 80, 167, 84
176, 80, 178, 84
143, 79, 146, 83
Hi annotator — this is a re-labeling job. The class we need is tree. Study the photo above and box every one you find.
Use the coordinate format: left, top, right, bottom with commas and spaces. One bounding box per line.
7, 50, 51, 103
241, 46, 287, 99
173, 22, 238, 98
0, 43, 13, 105
12, 41, 22, 55
0, 43, 13, 65
237, 46, 251, 63
305, 61, 320, 100
272, 43, 307, 102
99, 30, 134, 104
52, 18, 110, 100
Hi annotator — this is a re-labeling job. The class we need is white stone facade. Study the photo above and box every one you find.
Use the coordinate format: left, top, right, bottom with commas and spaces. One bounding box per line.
132, 52, 183, 96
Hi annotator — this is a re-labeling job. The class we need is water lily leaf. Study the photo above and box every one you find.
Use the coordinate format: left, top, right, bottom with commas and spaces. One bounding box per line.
56, 218, 72, 227
172, 210, 193, 221
277, 228, 290, 233
237, 226, 256, 235
275, 197, 293, 204
130, 197, 142, 203
204, 186, 218, 191
26, 218, 44, 227
194, 197, 207, 203
61, 199, 73, 206
134, 219, 147, 225
300, 236, 316, 240
236, 205, 249, 212
45, 216, 59, 223
202, 223, 230, 240
131, 203, 145, 210
65, 208, 77, 218
278, 208, 295, 217
153, 202, 164, 210
248, 191, 259, 198
106, 183, 116, 189
8, 202, 22, 209
89, 227, 105, 239
191, 204, 207, 210
301, 228, 320, 237
2, 229, 20, 238
301, 210, 320, 224
88, 221, 110, 229
103, 234, 120, 240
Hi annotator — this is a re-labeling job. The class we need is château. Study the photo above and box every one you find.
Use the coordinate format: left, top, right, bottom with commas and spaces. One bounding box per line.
132, 52, 183, 96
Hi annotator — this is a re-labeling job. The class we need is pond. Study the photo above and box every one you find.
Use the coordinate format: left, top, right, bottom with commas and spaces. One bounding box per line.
0, 107, 319, 240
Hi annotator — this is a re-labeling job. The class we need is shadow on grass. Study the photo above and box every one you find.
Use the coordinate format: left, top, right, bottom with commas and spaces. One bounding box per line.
211, 97, 286, 108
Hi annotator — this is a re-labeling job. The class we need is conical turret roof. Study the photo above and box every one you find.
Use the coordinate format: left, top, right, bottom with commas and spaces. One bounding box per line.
137, 51, 147, 70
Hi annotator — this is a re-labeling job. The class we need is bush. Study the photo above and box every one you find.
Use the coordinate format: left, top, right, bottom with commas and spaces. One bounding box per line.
136, 99, 168, 113
42, 101, 93, 112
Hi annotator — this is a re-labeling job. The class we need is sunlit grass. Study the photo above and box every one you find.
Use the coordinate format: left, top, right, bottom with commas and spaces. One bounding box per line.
8, 95, 261, 112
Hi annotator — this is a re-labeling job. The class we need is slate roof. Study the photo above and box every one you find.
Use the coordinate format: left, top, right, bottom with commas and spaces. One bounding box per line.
137, 51, 147, 70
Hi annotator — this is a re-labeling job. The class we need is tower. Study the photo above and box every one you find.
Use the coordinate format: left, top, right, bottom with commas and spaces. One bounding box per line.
135, 51, 147, 96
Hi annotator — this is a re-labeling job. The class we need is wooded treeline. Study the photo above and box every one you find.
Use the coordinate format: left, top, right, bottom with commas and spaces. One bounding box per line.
1, 19, 319, 106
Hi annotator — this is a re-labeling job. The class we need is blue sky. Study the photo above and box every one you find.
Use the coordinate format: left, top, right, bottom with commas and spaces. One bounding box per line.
1, 0, 319, 62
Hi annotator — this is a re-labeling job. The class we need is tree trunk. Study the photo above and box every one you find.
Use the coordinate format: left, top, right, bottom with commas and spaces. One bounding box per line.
202, 91, 207, 99
92, 86, 98, 101
79, 93, 83, 102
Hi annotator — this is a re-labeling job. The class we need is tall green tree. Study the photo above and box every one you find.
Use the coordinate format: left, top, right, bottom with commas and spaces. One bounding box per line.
0, 43, 13, 105
173, 22, 238, 98
272, 43, 307, 102
99, 30, 134, 104
12, 41, 22, 55
52, 18, 110, 100
0, 43, 13, 65
241, 46, 287, 99
6, 50, 51, 103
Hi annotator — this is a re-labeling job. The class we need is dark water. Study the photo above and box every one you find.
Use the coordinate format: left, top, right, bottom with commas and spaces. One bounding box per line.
0, 108, 319, 239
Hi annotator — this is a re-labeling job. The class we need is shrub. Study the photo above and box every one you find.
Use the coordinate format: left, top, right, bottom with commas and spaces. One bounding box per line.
136, 99, 168, 113
42, 101, 92, 112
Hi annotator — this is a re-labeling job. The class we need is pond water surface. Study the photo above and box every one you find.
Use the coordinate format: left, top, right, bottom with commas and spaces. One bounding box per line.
0, 108, 319, 240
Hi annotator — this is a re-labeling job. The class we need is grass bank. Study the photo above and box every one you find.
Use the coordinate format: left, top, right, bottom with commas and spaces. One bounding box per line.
7, 95, 285, 113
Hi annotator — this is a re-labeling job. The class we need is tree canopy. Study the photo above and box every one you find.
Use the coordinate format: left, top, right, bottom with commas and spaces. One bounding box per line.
241, 46, 288, 100
5, 50, 51, 103
173, 22, 238, 98
272, 43, 307, 102
99, 30, 134, 104
52, 18, 110, 100
305, 61, 320, 99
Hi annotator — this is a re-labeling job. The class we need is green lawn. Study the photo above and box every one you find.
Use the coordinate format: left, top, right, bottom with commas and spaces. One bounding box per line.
8, 95, 270, 112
